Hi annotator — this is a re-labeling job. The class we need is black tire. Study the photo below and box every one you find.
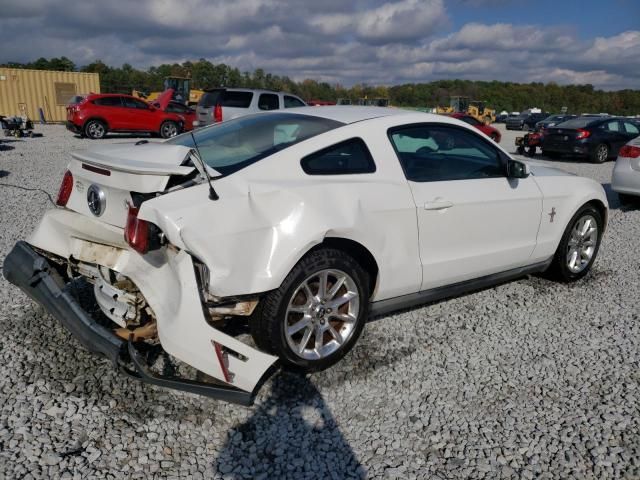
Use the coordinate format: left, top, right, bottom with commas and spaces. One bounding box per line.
249, 248, 370, 372
516, 145, 525, 155
618, 193, 638, 205
547, 204, 603, 282
84, 119, 107, 139
159, 121, 179, 139
525, 146, 537, 157
590, 143, 609, 163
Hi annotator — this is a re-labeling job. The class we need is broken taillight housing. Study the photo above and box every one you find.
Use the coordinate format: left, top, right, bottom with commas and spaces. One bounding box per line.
124, 204, 149, 254
56, 170, 73, 206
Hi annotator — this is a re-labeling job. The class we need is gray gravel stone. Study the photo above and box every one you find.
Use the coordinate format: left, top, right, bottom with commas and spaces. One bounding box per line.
1, 124, 640, 479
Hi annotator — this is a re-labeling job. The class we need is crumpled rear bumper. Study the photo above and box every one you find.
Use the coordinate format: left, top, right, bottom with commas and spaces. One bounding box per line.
2, 240, 269, 406
3, 241, 123, 364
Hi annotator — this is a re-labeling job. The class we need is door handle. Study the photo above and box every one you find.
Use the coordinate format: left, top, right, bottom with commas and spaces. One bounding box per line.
424, 200, 453, 210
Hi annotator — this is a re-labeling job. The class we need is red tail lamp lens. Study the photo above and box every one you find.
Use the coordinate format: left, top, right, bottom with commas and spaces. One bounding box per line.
124, 204, 149, 254
56, 170, 73, 206
575, 129, 591, 140
620, 145, 640, 158
213, 104, 223, 123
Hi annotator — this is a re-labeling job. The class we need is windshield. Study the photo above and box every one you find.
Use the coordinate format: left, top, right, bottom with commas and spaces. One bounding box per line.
167, 112, 344, 176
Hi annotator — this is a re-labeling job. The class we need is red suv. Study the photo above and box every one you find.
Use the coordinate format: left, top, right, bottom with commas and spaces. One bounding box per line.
448, 113, 501, 143
66, 90, 194, 139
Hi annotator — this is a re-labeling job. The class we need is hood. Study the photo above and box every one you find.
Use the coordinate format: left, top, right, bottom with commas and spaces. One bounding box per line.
155, 88, 174, 110
527, 162, 574, 177
71, 142, 195, 176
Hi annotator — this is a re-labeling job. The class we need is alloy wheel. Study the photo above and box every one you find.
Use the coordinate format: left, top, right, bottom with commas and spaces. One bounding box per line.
566, 214, 598, 274
284, 269, 360, 360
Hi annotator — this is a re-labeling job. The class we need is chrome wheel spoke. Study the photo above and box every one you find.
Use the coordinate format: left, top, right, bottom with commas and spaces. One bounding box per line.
327, 291, 357, 309
314, 326, 324, 353
328, 325, 344, 345
317, 271, 328, 300
326, 275, 346, 300
298, 327, 313, 354
287, 316, 311, 336
330, 312, 356, 323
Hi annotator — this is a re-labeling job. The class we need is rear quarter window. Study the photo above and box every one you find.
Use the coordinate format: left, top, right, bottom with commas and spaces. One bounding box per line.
301, 138, 376, 175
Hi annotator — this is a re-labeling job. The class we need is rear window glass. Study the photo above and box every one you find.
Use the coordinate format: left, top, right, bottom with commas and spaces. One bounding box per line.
555, 117, 597, 128
200, 90, 222, 108
167, 112, 343, 176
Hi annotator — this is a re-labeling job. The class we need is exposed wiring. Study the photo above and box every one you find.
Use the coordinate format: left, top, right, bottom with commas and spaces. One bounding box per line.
0, 182, 55, 206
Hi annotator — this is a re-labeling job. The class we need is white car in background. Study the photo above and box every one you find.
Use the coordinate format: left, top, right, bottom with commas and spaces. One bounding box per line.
611, 137, 640, 204
3, 107, 608, 405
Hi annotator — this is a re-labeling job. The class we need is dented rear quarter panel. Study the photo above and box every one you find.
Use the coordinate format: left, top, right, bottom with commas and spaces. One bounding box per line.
139, 118, 423, 301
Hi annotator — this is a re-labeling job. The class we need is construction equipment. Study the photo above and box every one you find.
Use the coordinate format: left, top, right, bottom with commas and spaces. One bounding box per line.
133, 77, 204, 106
436, 96, 496, 124
1, 115, 35, 137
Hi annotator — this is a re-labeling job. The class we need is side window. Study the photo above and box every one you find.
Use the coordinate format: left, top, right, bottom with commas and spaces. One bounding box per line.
623, 122, 639, 135
122, 97, 149, 109
284, 95, 306, 108
301, 138, 376, 175
221, 91, 253, 108
388, 124, 504, 182
258, 93, 280, 111
93, 97, 122, 107
603, 121, 620, 132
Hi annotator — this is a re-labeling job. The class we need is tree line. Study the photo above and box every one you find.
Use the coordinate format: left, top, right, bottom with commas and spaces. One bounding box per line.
3, 57, 639, 115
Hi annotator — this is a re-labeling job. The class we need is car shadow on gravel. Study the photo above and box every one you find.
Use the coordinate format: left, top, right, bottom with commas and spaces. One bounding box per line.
0, 143, 15, 151
603, 182, 639, 211
214, 371, 365, 479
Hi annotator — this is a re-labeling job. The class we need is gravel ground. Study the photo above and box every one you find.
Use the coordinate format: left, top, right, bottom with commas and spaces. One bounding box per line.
1, 124, 639, 479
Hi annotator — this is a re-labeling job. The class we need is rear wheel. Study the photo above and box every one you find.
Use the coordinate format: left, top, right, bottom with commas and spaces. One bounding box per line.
250, 248, 370, 372
590, 143, 609, 163
159, 121, 179, 139
84, 119, 107, 139
547, 204, 603, 282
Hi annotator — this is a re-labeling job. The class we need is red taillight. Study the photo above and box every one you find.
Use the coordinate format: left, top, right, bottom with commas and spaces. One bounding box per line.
619, 145, 640, 158
56, 170, 73, 206
213, 103, 223, 123
124, 204, 149, 254
576, 129, 591, 140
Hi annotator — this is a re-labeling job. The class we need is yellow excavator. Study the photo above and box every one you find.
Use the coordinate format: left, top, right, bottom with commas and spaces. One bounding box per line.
133, 77, 204, 106
436, 96, 496, 124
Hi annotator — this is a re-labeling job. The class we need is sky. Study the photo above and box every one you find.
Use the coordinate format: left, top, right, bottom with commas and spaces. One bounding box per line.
1, 0, 639, 90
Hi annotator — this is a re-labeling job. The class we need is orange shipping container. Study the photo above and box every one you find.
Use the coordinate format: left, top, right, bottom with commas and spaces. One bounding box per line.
0, 68, 100, 123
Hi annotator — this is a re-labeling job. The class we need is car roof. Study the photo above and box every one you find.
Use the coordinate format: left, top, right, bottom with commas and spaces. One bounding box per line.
203, 87, 301, 96
278, 106, 413, 124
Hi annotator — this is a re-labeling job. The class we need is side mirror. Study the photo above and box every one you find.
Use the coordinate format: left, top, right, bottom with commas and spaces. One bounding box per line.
508, 159, 530, 179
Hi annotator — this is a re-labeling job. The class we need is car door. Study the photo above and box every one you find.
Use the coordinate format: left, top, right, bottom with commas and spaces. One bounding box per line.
121, 97, 156, 131
93, 96, 127, 130
600, 120, 628, 154
388, 123, 543, 290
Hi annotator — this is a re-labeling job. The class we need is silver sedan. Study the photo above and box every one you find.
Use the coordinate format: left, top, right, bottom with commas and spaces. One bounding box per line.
612, 137, 640, 203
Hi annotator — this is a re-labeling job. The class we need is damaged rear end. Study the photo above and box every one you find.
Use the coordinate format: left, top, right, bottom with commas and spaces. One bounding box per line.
3, 141, 278, 405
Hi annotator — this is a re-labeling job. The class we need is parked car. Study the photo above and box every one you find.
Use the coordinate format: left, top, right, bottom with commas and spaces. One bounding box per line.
535, 114, 577, 132
66, 90, 191, 139
4, 108, 608, 404
448, 112, 501, 142
611, 137, 640, 203
542, 116, 640, 163
193, 88, 306, 127
156, 100, 196, 131
506, 112, 550, 131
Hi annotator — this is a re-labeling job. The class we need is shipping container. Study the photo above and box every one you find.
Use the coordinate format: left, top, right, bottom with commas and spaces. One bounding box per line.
0, 68, 100, 123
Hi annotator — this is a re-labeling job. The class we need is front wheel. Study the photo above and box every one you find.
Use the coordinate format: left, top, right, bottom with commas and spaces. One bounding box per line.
159, 121, 179, 139
250, 248, 370, 372
547, 204, 603, 282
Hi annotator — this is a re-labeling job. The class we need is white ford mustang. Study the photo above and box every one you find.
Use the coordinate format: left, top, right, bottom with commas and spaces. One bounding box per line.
4, 107, 608, 404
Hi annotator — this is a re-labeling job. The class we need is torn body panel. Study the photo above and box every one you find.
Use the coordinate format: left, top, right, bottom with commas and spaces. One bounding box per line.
27, 209, 278, 393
